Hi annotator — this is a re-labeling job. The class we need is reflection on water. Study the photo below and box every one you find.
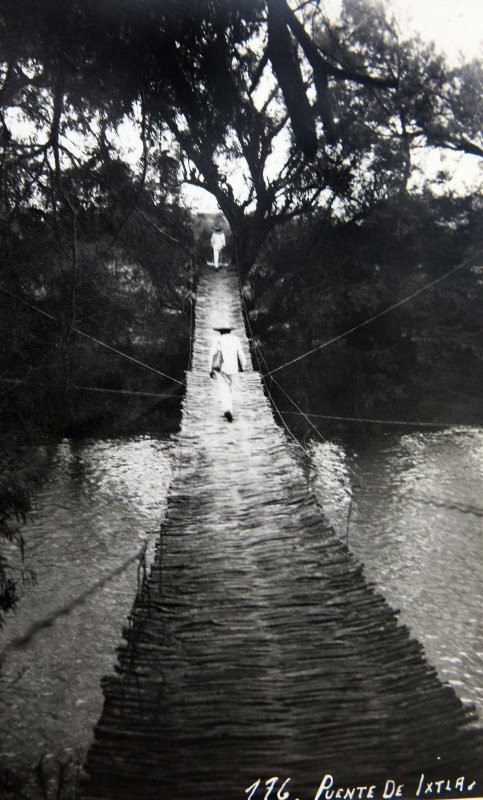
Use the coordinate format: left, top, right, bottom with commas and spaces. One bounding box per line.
0, 427, 482, 782
310, 427, 483, 719
0, 436, 174, 773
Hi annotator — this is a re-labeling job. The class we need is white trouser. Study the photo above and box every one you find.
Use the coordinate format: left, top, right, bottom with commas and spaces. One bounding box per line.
213, 247, 221, 268
216, 371, 237, 413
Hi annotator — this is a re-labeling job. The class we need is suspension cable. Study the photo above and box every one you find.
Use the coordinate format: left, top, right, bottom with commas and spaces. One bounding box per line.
233, 244, 316, 455
278, 409, 481, 428
261, 248, 483, 379
134, 207, 180, 244
75, 384, 183, 399
233, 244, 329, 445
1, 288, 185, 387
187, 250, 195, 372
269, 374, 328, 443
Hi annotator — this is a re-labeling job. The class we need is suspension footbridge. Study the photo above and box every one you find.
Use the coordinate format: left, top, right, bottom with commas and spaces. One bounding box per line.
83, 265, 482, 799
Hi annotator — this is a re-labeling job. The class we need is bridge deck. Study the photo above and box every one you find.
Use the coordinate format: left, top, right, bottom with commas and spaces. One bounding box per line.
83, 266, 481, 799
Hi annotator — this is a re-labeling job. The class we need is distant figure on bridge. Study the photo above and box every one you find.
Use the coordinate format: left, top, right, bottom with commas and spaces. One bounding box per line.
210, 227, 226, 270
209, 322, 246, 422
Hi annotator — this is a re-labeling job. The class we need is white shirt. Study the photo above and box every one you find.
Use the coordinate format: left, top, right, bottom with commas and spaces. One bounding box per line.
211, 231, 226, 251
209, 333, 246, 375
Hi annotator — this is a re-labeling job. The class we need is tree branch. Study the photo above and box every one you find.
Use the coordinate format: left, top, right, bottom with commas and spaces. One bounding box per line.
447, 137, 483, 158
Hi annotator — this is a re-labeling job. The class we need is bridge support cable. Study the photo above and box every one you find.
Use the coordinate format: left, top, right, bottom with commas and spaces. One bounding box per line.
269, 374, 328, 443
233, 246, 318, 454
234, 246, 329, 446
279, 409, 482, 428
186, 254, 195, 373
261, 248, 483, 379
1, 288, 186, 387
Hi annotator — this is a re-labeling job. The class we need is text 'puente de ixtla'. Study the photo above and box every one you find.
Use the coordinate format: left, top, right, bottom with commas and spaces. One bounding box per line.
83, 265, 482, 800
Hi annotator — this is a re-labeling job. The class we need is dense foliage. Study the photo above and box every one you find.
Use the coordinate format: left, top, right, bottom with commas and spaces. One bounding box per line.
3, 0, 482, 268
246, 190, 483, 430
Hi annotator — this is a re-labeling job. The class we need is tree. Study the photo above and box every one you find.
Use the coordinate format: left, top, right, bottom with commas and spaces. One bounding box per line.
0, 67, 194, 443
2, 0, 482, 273
245, 187, 483, 425
1, 0, 398, 268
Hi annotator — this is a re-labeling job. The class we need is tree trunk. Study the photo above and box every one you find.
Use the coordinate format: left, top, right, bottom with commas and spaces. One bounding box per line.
228, 212, 276, 278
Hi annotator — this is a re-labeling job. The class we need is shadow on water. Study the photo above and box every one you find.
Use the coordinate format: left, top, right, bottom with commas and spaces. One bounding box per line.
0, 435, 175, 799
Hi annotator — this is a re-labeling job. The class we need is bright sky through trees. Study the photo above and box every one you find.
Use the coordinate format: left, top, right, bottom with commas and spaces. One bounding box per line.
183, 0, 483, 213
319, 0, 482, 60
380, 0, 482, 64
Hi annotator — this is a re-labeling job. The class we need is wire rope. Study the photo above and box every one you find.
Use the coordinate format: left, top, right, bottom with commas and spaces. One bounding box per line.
278, 409, 481, 428
269, 374, 328, 443
233, 244, 329, 446
1, 288, 185, 387
75, 384, 183, 399
233, 244, 314, 455
187, 249, 195, 372
262, 248, 483, 379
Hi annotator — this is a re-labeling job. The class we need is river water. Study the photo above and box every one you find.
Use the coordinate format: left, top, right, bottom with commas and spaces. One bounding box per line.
0, 427, 482, 788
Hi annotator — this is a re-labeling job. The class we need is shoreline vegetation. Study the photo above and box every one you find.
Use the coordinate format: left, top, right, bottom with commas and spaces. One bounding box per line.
2, 195, 482, 627
2, 194, 482, 443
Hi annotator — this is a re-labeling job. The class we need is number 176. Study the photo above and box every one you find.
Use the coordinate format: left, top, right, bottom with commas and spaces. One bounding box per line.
245, 777, 292, 800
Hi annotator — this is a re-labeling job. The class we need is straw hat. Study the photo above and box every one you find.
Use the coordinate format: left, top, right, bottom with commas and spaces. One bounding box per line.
213, 320, 233, 332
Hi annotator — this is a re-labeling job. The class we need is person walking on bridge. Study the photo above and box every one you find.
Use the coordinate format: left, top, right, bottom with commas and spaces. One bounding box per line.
210, 227, 226, 269
209, 322, 246, 422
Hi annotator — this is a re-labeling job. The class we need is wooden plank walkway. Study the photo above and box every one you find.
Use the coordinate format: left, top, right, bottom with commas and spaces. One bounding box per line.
83, 265, 482, 799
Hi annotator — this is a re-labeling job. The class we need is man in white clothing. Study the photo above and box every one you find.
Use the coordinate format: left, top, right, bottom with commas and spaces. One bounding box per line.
210, 227, 226, 269
209, 323, 246, 422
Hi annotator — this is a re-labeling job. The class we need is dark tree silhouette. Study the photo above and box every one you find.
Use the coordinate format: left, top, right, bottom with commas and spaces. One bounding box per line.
3, 0, 482, 271
1, 0, 482, 267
